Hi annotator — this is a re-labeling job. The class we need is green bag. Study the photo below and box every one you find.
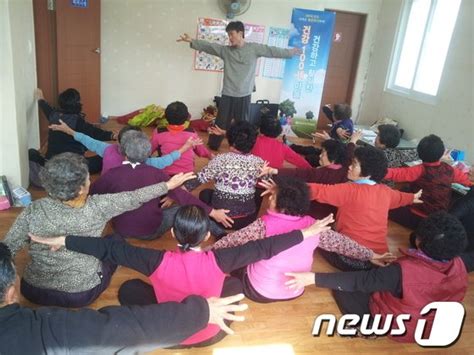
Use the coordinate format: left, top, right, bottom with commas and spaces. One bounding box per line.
128, 104, 165, 127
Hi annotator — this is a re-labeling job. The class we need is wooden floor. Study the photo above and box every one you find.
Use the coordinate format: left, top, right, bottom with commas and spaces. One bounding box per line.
1, 120, 473, 354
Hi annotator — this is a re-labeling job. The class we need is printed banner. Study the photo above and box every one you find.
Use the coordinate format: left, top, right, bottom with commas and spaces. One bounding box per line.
194, 18, 265, 72
280, 9, 335, 137
262, 27, 290, 79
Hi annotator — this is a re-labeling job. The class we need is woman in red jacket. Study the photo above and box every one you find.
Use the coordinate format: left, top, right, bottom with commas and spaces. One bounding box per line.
285, 212, 472, 342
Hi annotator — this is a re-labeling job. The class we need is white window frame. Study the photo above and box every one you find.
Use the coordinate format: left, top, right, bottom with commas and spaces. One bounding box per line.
385, 0, 461, 105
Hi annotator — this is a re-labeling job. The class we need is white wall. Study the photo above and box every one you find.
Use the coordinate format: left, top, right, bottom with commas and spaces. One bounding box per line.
3, 0, 471, 187
0, 0, 39, 188
358, 0, 474, 161
101, 0, 383, 119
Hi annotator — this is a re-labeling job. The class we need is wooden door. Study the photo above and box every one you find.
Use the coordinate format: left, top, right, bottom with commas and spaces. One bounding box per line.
34, 0, 101, 147
33, 0, 58, 148
56, 0, 101, 122
317, 10, 366, 129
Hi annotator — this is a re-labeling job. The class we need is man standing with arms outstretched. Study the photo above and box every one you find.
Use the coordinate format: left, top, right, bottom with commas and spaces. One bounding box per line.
178, 21, 301, 150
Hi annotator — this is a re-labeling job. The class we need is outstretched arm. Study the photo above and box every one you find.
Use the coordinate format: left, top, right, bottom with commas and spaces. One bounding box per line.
215, 214, 334, 272
190, 40, 225, 58
453, 168, 473, 186
49, 120, 110, 156
30, 234, 163, 276
212, 218, 266, 249
59, 294, 247, 352
214, 230, 305, 273
384, 165, 424, 182
254, 44, 301, 58
285, 264, 402, 296
76, 119, 115, 142
145, 151, 181, 170
91, 172, 196, 220
282, 145, 313, 169
63, 296, 210, 351
74, 132, 110, 157
318, 230, 396, 267
36, 88, 55, 121
178, 33, 226, 58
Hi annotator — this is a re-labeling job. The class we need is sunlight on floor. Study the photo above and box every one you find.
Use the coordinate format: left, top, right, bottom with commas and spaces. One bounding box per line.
213, 343, 295, 355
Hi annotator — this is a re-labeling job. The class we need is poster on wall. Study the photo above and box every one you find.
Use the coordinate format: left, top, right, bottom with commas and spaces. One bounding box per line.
279, 9, 335, 137
194, 18, 265, 72
262, 27, 290, 79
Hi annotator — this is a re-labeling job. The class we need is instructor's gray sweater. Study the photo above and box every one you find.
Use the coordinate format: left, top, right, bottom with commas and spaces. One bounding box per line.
4, 182, 168, 293
191, 40, 293, 97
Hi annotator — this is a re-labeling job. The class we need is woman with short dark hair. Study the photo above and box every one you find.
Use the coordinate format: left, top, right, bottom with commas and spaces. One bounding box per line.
251, 114, 312, 169
29, 88, 116, 175
188, 121, 265, 230
213, 177, 388, 303
4, 152, 194, 308
269, 146, 422, 271
261, 133, 357, 219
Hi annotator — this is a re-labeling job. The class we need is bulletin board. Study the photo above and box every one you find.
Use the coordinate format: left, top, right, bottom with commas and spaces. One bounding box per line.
194, 17, 266, 72
262, 27, 290, 79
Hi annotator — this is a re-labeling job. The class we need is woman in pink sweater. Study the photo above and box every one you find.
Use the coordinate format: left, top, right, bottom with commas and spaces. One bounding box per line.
150, 101, 212, 176
213, 177, 393, 302
251, 114, 312, 169
31, 205, 334, 347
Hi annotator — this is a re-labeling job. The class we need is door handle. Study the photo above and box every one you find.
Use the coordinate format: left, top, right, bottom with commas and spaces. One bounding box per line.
93, 48, 101, 54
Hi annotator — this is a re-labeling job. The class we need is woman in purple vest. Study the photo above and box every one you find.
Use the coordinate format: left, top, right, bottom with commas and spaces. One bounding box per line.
30, 205, 334, 347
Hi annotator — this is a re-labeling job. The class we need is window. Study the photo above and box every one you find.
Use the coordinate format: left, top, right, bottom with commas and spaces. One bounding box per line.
387, 0, 462, 100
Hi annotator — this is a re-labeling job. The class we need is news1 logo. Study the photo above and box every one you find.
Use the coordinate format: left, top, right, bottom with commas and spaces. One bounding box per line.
312, 302, 465, 347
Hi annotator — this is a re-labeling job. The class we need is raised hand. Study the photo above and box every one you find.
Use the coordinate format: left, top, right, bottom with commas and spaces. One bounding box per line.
258, 161, 277, 177
29, 233, 66, 252
336, 127, 351, 140
49, 119, 75, 136
301, 213, 335, 238
207, 293, 248, 335
190, 137, 204, 147
311, 131, 331, 141
177, 33, 192, 43
208, 125, 226, 136
349, 129, 363, 144
370, 252, 397, 267
111, 129, 120, 140
284, 272, 315, 292
180, 137, 203, 154
210, 209, 234, 228
35, 88, 44, 100
160, 196, 175, 208
258, 178, 277, 197
413, 189, 423, 204
165, 172, 197, 190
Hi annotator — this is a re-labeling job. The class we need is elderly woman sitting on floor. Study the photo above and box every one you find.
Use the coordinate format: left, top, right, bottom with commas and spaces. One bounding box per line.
3, 152, 194, 308
88, 130, 232, 239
